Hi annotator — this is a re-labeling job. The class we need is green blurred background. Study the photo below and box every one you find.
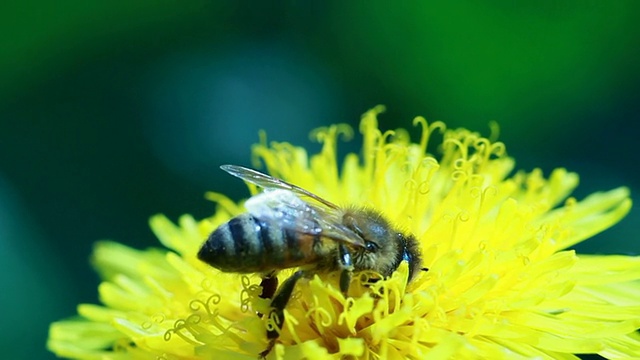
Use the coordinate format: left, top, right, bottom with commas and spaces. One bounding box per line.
1, 2, 638, 359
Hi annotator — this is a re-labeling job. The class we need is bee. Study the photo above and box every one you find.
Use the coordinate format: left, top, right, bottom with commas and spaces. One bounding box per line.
198, 165, 423, 358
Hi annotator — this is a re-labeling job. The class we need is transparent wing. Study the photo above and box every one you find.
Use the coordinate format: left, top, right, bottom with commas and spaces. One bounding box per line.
243, 189, 365, 248
221, 164, 339, 209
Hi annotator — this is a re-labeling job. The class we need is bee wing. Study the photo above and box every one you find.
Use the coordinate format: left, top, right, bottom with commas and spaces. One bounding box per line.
221, 164, 339, 209
244, 189, 366, 248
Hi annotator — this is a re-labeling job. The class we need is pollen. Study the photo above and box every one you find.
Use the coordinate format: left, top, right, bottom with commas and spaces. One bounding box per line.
48, 106, 639, 359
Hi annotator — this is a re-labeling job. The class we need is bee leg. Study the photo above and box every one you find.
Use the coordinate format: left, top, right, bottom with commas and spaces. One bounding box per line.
260, 270, 304, 359
256, 272, 279, 318
259, 272, 278, 299
338, 243, 354, 295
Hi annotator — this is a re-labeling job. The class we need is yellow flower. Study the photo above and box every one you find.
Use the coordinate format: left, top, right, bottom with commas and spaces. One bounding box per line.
48, 106, 640, 359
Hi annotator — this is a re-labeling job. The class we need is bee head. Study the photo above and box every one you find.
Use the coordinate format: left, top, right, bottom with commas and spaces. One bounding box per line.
342, 209, 406, 277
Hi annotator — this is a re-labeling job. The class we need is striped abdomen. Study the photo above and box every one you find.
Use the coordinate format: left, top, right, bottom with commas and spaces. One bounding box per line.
198, 213, 324, 273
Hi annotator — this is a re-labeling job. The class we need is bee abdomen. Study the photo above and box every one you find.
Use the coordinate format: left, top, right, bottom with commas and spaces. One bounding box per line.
198, 214, 307, 272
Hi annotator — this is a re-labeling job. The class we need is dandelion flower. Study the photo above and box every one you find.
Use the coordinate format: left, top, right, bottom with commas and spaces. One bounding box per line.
48, 106, 640, 359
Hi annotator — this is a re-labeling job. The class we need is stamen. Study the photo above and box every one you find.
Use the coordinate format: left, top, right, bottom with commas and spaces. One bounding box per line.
306, 303, 333, 328
413, 116, 446, 156
443, 138, 468, 163
164, 317, 202, 345
488, 121, 500, 142
141, 312, 166, 330
189, 294, 221, 316
240, 275, 262, 313
265, 311, 283, 334
490, 142, 506, 158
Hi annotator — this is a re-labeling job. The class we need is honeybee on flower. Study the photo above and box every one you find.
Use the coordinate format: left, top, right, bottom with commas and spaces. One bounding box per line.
48, 106, 639, 360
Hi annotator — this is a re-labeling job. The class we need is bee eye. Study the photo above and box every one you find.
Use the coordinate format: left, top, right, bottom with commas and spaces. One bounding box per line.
365, 241, 379, 252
